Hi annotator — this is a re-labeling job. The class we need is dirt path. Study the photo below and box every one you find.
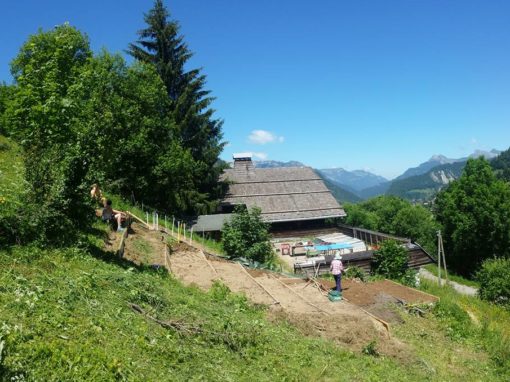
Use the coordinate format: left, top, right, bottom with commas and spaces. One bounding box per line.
419, 268, 478, 296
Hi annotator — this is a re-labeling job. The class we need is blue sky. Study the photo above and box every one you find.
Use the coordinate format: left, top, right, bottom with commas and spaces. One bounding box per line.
2, 0, 509, 179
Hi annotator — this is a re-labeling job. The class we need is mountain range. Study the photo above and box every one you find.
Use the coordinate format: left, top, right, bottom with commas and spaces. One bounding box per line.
254, 148, 504, 203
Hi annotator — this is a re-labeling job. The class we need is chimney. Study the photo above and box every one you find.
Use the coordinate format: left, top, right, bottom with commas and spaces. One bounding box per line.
233, 152, 254, 173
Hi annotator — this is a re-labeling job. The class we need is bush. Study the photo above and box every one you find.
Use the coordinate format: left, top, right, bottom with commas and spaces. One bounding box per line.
400, 268, 419, 287
222, 206, 273, 263
477, 258, 510, 306
371, 240, 408, 279
344, 266, 366, 281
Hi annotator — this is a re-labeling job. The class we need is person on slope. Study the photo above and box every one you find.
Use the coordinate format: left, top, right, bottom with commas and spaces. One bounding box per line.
330, 252, 344, 293
102, 199, 126, 232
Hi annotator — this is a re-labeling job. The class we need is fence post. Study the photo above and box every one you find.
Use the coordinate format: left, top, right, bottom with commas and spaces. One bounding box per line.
177, 221, 180, 241
183, 223, 186, 241
190, 226, 193, 245
146, 211, 149, 226
164, 215, 167, 233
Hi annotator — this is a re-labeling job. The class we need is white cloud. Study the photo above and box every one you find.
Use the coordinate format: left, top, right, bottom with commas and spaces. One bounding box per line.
470, 138, 478, 145
248, 130, 284, 145
250, 152, 268, 160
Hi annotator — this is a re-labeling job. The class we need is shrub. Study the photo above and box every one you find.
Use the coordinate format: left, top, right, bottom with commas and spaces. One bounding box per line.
222, 206, 273, 263
371, 240, 408, 279
344, 266, 366, 282
400, 268, 419, 287
477, 258, 510, 306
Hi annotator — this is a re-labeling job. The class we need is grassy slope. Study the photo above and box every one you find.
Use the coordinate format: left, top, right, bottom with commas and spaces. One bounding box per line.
1, 239, 427, 382
1, 135, 509, 381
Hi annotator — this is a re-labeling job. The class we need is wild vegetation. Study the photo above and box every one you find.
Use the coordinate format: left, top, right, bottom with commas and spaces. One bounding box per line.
342, 195, 439, 254
1, 1, 224, 247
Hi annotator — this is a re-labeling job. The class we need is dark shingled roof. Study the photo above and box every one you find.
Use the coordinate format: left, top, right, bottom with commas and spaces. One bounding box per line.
221, 161, 346, 223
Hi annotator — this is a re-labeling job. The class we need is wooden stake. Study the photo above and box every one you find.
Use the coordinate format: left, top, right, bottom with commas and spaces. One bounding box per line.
437, 230, 442, 286
237, 264, 281, 305
440, 234, 448, 283
190, 226, 193, 244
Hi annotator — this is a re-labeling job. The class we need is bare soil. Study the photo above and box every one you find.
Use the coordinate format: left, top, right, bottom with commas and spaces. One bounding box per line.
116, 224, 409, 357
318, 278, 438, 324
209, 261, 276, 306
168, 248, 218, 290
123, 223, 167, 266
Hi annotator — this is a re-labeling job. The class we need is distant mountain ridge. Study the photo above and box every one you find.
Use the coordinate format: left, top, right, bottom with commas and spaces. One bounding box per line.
396, 149, 502, 180
254, 160, 305, 168
387, 161, 466, 201
253, 160, 362, 203
251, 148, 503, 203
317, 168, 388, 192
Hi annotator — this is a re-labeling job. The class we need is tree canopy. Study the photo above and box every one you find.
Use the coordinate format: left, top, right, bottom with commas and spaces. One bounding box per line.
343, 195, 439, 253
128, 0, 226, 213
435, 158, 510, 276
2, 2, 227, 245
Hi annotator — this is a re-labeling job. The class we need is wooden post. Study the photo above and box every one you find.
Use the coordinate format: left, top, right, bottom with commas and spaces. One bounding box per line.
172, 216, 175, 236
177, 221, 180, 241
440, 233, 448, 283
190, 226, 193, 244
183, 223, 186, 241
146, 211, 149, 226
164, 215, 167, 233
437, 230, 442, 286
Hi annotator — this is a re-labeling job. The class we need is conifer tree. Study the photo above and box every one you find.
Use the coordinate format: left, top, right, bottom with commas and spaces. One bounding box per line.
128, 1, 225, 213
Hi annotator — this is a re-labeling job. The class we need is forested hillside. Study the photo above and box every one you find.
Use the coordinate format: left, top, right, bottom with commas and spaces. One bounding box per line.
386, 161, 465, 201
491, 146, 510, 181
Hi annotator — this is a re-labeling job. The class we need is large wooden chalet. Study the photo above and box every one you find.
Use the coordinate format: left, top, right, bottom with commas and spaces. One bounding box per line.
193, 153, 346, 234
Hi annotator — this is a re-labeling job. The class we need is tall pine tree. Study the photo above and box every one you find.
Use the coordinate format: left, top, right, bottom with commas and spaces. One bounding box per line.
128, 0, 225, 214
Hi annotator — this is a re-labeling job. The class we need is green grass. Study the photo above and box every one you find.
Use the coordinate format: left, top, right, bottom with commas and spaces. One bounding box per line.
424, 264, 480, 288
0, 236, 434, 382
418, 279, 510, 376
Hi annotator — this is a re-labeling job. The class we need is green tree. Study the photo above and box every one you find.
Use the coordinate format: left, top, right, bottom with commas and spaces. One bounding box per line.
435, 158, 510, 276
343, 195, 438, 254
372, 240, 408, 279
9, 24, 93, 243
128, 0, 225, 214
222, 206, 273, 263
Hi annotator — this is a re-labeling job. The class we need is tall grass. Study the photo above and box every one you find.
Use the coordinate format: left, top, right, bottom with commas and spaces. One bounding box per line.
420, 279, 510, 375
